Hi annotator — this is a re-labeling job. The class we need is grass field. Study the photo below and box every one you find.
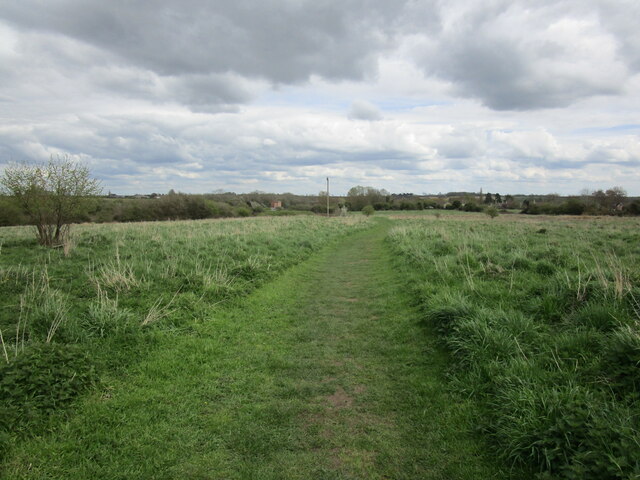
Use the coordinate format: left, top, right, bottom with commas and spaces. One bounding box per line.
388, 212, 640, 479
0, 216, 371, 455
1, 212, 638, 479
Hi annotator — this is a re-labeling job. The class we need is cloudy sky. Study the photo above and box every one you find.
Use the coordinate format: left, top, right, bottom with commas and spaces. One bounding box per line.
1, 0, 639, 196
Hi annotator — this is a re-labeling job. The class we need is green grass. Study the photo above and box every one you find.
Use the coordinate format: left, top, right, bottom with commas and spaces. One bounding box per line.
1, 215, 372, 342
6, 211, 636, 478
0, 216, 372, 452
388, 212, 640, 479
0, 218, 513, 479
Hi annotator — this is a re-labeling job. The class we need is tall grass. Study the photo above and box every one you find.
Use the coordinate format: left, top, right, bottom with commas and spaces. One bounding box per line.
388, 213, 640, 479
0, 215, 371, 452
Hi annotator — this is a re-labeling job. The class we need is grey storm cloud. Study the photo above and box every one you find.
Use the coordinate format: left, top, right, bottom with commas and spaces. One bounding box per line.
1, 0, 637, 111
0, 0, 405, 83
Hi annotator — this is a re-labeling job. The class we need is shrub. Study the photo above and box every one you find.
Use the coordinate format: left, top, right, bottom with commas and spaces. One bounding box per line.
362, 205, 375, 216
462, 201, 483, 212
184, 195, 213, 219
560, 199, 586, 215
522, 199, 587, 216
311, 204, 335, 214
485, 206, 499, 218
236, 207, 252, 217
209, 201, 234, 217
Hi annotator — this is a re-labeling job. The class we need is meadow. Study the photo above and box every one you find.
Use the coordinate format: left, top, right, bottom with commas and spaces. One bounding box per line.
0, 215, 371, 454
0, 211, 639, 479
388, 212, 640, 479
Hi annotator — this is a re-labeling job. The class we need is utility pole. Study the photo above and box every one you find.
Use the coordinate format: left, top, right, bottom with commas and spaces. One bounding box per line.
326, 177, 330, 217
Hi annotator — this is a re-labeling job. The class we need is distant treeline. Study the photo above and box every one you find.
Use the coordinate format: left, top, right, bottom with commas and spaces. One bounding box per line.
0, 192, 327, 227
520, 188, 640, 216
2, 187, 639, 227
347, 186, 640, 216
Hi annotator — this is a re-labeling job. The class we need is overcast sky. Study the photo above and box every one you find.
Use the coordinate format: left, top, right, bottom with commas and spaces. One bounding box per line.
1, 0, 639, 195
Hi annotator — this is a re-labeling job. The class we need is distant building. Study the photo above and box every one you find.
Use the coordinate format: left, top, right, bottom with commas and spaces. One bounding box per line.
271, 200, 282, 210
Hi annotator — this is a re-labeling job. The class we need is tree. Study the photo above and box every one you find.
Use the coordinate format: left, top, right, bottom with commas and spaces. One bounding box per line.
1, 156, 101, 246
605, 186, 627, 210
504, 194, 516, 209
346, 186, 388, 211
447, 199, 462, 210
484, 192, 493, 204
592, 189, 607, 210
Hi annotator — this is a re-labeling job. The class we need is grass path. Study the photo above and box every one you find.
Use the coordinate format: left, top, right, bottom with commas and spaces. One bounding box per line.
3, 219, 509, 479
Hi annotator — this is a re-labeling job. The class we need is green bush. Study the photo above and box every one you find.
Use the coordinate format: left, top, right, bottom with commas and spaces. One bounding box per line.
522, 199, 586, 215
560, 199, 586, 215
485, 206, 499, 218
462, 202, 483, 212
209, 201, 234, 217
362, 205, 375, 216
236, 206, 252, 217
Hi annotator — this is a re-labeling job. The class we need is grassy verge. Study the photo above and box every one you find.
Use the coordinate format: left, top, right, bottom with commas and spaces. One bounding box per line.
388, 212, 640, 479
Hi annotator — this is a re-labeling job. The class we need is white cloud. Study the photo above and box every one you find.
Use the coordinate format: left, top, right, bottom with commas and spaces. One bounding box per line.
0, 1, 639, 195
